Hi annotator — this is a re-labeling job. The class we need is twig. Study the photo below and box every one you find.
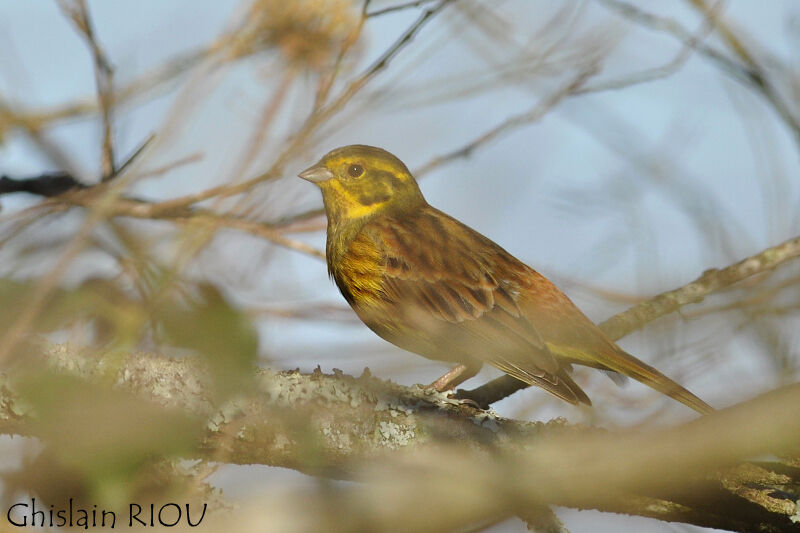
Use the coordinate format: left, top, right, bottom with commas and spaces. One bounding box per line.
687, 0, 800, 147
273, 0, 456, 172
270, 15, 601, 230
595, 0, 750, 83
190, 213, 326, 260
0, 166, 324, 260
224, 70, 295, 186
0, 99, 86, 178
57, 0, 117, 179
114, 133, 156, 177
0, 172, 85, 197
3, 47, 210, 133
92, 0, 456, 220
0, 180, 131, 365
135, 152, 204, 180
367, 0, 442, 17
54, 189, 326, 260
313, 0, 371, 109
0, 134, 154, 198
322, 0, 455, 118
679, 273, 800, 320
598, 234, 800, 339
0, 202, 70, 250
415, 66, 597, 176
577, 0, 722, 94
597, 0, 800, 150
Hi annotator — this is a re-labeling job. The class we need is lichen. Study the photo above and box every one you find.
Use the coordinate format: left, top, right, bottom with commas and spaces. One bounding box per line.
259, 369, 370, 408
377, 420, 416, 449
789, 499, 799, 524
321, 424, 352, 450
469, 412, 501, 433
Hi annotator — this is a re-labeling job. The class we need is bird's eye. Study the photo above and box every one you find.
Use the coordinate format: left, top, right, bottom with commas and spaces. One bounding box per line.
347, 164, 364, 178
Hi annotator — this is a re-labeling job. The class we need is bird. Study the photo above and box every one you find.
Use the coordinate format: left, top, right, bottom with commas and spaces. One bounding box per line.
299, 145, 714, 415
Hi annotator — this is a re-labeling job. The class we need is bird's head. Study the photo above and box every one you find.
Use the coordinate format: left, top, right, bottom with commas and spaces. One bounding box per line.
299, 145, 426, 223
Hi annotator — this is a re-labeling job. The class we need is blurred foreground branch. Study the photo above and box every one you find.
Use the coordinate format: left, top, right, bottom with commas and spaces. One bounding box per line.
2, 344, 798, 532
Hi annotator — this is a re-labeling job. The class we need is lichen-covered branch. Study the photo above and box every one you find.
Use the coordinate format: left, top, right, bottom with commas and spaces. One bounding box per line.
2, 344, 797, 532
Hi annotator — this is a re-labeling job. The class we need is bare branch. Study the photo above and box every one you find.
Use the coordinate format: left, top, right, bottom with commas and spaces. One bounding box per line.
415, 67, 597, 176
272, 0, 457, 172
367, 0, 442, 18
598, 0, 800, 149
577, 0, 721, 94
598, 234, 800, 340
57, 0, 117, 178
0, 172, 85, 197
50, 188, 326, 260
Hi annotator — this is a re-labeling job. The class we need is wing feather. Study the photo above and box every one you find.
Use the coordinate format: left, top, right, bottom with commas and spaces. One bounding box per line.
351, 206, 578, 391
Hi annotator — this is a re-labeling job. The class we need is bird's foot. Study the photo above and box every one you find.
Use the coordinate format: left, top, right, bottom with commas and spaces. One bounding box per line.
429, 363, 480, 392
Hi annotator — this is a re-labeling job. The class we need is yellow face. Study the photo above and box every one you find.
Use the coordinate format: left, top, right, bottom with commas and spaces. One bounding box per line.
299, 145, 425, 222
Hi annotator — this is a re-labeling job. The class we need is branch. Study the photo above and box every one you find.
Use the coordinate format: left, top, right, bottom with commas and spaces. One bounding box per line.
0, 172, 86, 197
57, 0, 117, 178
5, 343, 798, 532
577, 0, 720, 94
597, 0, 800, 150
367, 0, 442, 18
0, 170, 325, 260
598, 234, 800, 339
414, 66, 597, 176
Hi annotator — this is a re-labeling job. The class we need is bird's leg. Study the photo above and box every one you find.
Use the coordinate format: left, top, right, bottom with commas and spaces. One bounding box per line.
430, 363, 480, 392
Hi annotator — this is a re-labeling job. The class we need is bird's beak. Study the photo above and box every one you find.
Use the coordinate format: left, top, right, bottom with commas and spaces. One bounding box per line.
298, 164, 334, 183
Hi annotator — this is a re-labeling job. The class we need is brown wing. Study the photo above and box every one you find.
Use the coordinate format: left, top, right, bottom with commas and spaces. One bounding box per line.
510, 260, 715, 414
345, 205, 591, 405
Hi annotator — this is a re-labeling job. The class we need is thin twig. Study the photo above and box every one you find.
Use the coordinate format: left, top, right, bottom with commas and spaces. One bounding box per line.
54, 190, 326, 260
3, 47, 210, 132
367, 0, 442, 17
57, 0, 117, 178
136, 153, 204, 180
277, 0, 456, 165
577, 0, 722, 94
681, 273, 800, 319
415, 66, 597, 176
96, 0, 456, 219
597, 0, 800, 150
313, 0, 371, 109
191, 213, 326, 260
0, 99, 85, 178
114, 133, 156, 177
0, 178, 132, 365
138, 63, 592, 234
226, 70, 295, 185
598, 234, 800, 339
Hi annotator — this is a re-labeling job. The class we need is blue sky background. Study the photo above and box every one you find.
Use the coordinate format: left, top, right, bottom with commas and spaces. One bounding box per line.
1, 1, 799, 531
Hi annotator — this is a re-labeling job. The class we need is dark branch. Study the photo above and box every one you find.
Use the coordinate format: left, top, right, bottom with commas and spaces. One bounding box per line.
0, 172, 86, 197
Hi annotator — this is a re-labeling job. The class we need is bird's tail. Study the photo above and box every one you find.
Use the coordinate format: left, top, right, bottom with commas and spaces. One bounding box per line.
604, 348, 714, 415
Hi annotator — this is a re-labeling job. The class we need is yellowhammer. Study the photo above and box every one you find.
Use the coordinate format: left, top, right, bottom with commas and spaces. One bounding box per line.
299, 145, 713, 414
